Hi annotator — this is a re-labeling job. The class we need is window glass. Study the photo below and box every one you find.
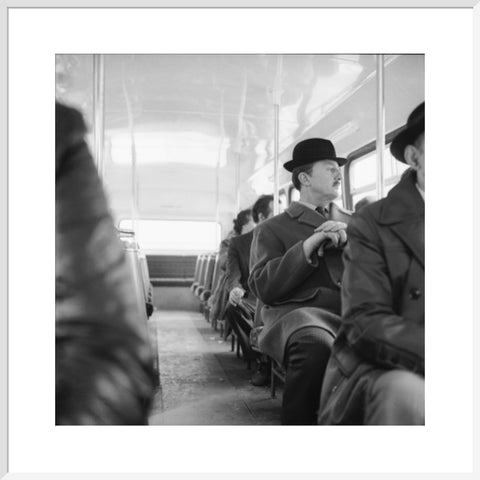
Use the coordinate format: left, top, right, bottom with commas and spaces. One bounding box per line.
118, 219, 221, 254
352, 190, 377, 210
350, 152, 376, 190
349, 145, 409, 202
290, 187, 300, 203
279, 191, 288, 212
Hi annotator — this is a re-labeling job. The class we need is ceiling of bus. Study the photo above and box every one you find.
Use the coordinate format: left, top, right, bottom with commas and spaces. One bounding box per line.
56, 54, 378, 166
56, 54, 424, 220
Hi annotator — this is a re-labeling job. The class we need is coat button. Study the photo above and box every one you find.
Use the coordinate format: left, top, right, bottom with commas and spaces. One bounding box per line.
337, 280, 342, 287
409, 288, 421, 300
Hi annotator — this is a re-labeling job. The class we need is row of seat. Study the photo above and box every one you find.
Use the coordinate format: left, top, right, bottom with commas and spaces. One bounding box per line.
118, 229, 158, 385
191, 252, 221, 324
191, 252, 285, 399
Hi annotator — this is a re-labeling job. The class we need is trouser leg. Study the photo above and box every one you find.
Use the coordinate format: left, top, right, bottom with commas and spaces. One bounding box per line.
224, 304, 254, 360
364, 370, 425, 425
282, 326, 334, 425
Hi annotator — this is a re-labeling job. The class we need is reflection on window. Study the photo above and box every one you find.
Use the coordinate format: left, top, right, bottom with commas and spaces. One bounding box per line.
110, 131, 228, 168
119, 219, 221, 254
279, 192, 288, 212
352, 191, 377, 210
349, 145, 409, 200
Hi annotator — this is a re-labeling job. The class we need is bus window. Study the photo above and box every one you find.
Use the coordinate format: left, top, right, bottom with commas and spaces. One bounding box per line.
347, 144, 409, 208
118, 219, 221, 254
279, 191, 288, 212
289, 186, 300, 204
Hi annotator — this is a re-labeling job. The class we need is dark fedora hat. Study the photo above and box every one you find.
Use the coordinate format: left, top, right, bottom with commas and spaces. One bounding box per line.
283, 138, 347, 172
390, 102, 425, 163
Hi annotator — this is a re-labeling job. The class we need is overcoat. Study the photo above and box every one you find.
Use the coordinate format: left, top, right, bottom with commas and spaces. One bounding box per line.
248, 201, 349, 364
226, 230, 254, 293
208, 232, 236, 322
226, 230, 257, 311
56, 102, 155, 424
319, 169, 424, 424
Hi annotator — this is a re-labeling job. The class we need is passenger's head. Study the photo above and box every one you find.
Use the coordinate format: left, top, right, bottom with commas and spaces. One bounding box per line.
390, 102, 425, 190
233, 209, 254, 235
252, 195, 274, 224
354, 195, 376, 212
285, 139, 346, 203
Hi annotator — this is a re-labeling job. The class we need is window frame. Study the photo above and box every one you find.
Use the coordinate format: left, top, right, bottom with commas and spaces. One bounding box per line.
343, 125, 405, 211
117, 217, 222, 254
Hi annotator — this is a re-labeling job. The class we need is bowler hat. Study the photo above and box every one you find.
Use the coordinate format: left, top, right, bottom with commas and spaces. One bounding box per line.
283, 138, 347, 172
390, 102, 425, 163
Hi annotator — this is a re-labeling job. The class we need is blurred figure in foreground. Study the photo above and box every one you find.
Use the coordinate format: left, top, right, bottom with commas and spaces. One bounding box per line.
55, 102, 156, 425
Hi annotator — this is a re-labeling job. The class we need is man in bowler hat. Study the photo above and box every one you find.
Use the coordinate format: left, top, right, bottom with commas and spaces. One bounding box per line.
248, 137, 351, 424
318, 102, 425, 425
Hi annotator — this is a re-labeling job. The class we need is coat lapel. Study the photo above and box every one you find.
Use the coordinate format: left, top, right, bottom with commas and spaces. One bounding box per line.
379, 170, 425, 268
390, 220, 424, 268
286, 201, 324, 228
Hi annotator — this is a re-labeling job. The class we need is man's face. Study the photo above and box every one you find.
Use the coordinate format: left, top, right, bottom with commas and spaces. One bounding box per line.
266, 201, 274, 219
414, 133, 425, 183
242, 216, 256, 234
405, 132, 425, 188
307, 160, 342, 201
258, 201, 274, 223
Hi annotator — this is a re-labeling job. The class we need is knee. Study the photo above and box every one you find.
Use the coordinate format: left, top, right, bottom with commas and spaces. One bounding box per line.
286, 327, 334, 369
368, 370, 425, 424
372, 370, 424, 400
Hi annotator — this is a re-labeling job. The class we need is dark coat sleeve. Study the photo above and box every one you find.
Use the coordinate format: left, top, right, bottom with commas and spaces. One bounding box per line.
225, 239, 243, 293
340, 212, 424, 374
248, 220, 318, 305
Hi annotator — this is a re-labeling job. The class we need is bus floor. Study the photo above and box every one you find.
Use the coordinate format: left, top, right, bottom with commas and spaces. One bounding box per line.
148, 310, 282, 425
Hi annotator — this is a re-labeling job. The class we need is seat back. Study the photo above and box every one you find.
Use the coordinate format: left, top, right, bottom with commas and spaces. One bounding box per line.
118, 230, 148, 324
201, 253, 216, 299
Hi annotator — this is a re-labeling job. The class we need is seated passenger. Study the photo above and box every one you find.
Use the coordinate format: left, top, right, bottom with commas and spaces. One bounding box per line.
208, 209, 255, 334
56, 102, 156, 424
318, 102, 425, 425
249, 138, 350, 424
224, 195, 274, 382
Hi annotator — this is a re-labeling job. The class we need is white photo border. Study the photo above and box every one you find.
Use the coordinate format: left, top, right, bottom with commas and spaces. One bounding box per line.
3, 2, 480, 479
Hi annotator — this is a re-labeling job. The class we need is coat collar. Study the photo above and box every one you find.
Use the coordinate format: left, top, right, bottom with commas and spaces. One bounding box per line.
286, 201, 324, 228
378, 169, 424, 225
286, 201, 352, 228
379, 169, 425, 267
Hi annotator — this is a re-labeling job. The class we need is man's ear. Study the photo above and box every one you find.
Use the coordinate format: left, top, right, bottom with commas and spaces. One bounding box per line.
404, 144, 419, 170
299, 171, 311, 187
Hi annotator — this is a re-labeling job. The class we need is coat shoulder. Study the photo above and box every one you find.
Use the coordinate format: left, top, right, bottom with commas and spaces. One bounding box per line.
56, 102, 87, 145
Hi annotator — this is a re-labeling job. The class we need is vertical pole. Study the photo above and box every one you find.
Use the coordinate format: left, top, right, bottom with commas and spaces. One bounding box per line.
93, 54, 105, 179
273, 103, 280, 215
235, 153, 241, 213
376, 54, 386, 199
234, 71, 247, 216
272, 54, 283, 215
216, 90, 225, 245
121, 58, 138, 234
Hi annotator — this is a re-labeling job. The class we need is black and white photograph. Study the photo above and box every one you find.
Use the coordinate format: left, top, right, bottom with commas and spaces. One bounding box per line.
3, 3, 479, 478
55, 53, 425, 427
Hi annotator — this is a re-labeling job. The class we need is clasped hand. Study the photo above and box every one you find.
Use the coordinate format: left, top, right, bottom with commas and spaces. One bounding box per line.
229, 287, 245, 306
303, 220, 348, 259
